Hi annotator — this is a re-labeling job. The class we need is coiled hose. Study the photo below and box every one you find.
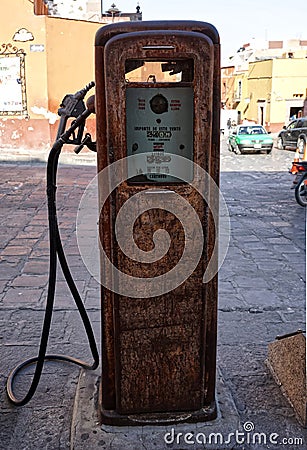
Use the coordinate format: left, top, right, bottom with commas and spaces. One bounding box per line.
6, 105, 99, 406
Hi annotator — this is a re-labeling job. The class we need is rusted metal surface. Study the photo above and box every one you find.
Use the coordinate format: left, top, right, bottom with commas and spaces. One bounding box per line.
95, 20, 220, 47
114, 187, 206, 414
95, 21, 220, 424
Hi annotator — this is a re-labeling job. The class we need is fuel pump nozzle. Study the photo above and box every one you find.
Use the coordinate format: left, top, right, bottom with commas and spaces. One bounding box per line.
74, 95, 96, 154
56, 81, 95, 142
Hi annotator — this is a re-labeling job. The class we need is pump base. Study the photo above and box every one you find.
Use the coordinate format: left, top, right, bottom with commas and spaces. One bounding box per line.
99, 402, 217, 426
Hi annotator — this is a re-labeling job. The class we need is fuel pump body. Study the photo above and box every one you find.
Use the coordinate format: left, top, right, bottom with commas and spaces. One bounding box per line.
95, 21, 220, 425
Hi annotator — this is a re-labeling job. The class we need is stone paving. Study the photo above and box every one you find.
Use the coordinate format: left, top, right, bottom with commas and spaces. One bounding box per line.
0, 141, 306, 449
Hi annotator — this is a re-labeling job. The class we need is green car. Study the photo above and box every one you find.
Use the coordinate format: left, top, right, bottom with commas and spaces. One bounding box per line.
228, 125, 273, 154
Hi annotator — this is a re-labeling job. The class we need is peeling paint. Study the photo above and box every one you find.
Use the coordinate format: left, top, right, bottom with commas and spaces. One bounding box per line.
31, 106, 58, 124
28, 127, 34, 131
11, 130, 21, 140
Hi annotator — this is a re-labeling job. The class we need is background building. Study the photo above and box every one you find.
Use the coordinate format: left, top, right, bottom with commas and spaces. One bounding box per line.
222, 40, 307, 131
43, 1, 142, 22
0, 0, 141, 151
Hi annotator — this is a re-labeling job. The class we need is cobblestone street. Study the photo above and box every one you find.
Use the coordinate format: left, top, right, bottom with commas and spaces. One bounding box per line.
219, 140, 306, 445
0, 141, 306, 449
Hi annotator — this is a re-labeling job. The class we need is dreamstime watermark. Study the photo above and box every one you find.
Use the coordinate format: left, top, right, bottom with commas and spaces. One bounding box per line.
76, 154, 230, 298
163, 421, 304, 447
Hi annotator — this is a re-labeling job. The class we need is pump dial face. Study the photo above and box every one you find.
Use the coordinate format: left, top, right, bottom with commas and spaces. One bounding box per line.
149, 94, 168, 114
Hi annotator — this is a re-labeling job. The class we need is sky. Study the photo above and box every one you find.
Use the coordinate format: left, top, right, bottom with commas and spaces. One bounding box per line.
104, 0, 307, 62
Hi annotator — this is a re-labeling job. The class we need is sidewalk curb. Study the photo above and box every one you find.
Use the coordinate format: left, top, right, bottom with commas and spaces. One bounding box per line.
0, 148, 97, 166
70, 367, 241, 450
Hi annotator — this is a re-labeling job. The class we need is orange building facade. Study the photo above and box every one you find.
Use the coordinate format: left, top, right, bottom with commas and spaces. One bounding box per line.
0, 0, 103, 151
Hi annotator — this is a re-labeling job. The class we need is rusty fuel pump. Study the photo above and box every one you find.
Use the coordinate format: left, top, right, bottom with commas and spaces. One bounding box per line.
94, 21, 221, 425
6, 21, 223, 429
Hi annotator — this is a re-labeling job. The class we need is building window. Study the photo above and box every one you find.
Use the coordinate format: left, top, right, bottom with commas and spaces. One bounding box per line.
268, 41, 283, 49
0, 44, 28, 117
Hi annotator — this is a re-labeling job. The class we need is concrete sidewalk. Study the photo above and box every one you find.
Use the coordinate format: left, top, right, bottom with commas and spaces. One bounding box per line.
0, 146, 306, 449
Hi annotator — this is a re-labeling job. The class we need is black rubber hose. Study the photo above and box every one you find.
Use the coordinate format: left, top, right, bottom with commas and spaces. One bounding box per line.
6, 110, 99, 406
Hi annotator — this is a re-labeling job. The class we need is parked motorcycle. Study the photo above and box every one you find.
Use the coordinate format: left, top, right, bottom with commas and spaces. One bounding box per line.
290, 160, 307, 206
